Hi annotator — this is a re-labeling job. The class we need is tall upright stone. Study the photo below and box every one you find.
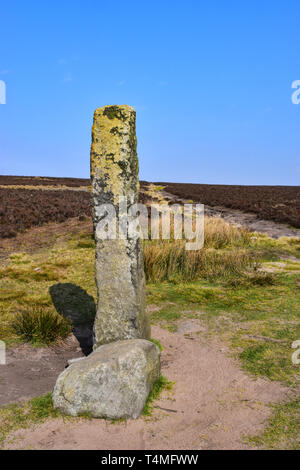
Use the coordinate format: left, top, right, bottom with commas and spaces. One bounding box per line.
90, 105, 150, 347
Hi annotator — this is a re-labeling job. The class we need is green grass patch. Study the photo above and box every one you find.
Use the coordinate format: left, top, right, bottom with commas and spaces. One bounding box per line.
76, 240, 95, 249
150, 338, 164, 351
0, 238, 96, 344
250, 235, 300, 261
147, 274, 300, 385
239, 344, 289, 381
143, 375, 174, 416
12, 307, 72, 346
248, 397, 300, 450
0, 393, 62, 447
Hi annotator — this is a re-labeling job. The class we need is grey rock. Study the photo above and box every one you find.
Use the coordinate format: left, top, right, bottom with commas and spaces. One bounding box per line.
90, 105, 150, 347
175, 320, 204, 335
67, 357, 85, 366
53, 339, 160, 419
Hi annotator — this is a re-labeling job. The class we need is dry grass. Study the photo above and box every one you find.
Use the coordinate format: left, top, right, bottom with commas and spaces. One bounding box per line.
144, 241, 254, 282
203, 217, 251, 248
144, 217, 254, 282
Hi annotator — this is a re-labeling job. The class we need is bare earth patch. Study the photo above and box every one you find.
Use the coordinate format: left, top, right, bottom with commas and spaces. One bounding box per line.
0, 335, 84, 408
3, 325, 289, 450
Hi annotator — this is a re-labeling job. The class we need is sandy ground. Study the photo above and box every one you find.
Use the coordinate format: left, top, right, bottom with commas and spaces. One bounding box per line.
4, 324, 289, 450
0, 335, 84, 408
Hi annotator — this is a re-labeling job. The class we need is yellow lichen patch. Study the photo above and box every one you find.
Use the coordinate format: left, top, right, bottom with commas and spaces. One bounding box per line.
90, 105, 137, 204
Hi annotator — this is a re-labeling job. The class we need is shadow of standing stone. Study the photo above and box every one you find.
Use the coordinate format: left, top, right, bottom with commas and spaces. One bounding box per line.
49, 283, 96, 355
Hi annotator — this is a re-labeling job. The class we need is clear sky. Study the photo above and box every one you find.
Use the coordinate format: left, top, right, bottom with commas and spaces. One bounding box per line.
0, 1, 299, 185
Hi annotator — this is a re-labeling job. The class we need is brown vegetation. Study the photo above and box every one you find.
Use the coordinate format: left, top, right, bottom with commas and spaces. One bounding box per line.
0, 188, 91, 238
0, 175, 90, 187
156, 182, 300, 228
0, 176, 299, 239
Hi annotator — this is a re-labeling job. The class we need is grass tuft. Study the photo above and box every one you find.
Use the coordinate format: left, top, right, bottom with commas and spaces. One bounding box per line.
143, 375, 174, 416
150, 338, 164, 351
203, 217, 252, 248
76, 240, 95, 249
144, 240, 255, 283
248, 397, 300, 450
12, 307, 72, 345
225, 271, 277, 288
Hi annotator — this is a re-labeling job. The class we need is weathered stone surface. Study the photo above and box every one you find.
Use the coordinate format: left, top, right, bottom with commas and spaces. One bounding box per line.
90, 105, 150, 347
52, 339, 161, 419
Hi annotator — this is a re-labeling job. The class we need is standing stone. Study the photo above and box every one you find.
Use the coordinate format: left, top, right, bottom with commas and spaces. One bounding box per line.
90, 105, 150, 347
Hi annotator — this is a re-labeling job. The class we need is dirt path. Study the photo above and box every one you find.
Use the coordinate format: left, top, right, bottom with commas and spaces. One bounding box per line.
160, 189, 300, 239
0, 335, 84, 408
3, 324, 289, 450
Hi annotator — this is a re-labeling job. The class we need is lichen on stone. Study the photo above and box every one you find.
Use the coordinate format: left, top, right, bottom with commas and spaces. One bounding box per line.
90, 105, 150, 347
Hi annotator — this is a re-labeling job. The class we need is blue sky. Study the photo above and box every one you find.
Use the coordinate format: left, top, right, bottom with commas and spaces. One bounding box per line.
0, 1, 299, 185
